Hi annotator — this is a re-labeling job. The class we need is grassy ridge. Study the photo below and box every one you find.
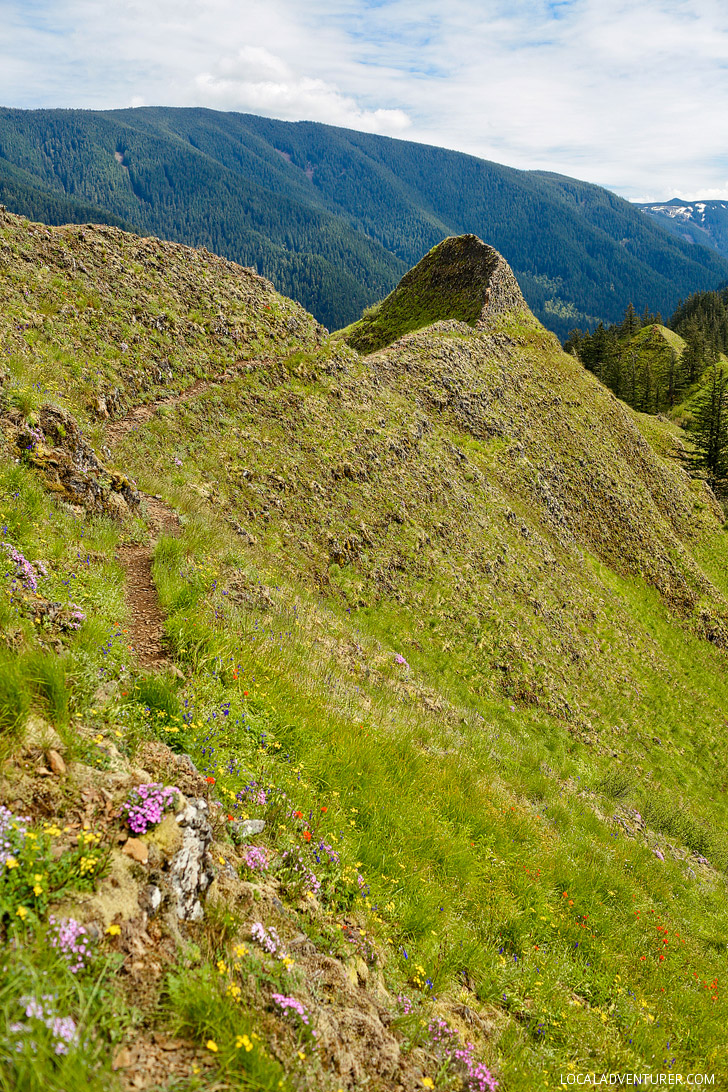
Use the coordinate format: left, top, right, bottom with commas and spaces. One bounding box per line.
1, 213, 728, 1088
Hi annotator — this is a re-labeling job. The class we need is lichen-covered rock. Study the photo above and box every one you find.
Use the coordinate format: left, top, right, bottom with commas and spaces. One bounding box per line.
7, 403, 140, 518
168, 798, 215, 921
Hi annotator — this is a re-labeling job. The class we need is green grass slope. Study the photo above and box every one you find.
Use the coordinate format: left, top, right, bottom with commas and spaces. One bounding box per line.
2, 107, 728, 336
2, 214, 728, 1090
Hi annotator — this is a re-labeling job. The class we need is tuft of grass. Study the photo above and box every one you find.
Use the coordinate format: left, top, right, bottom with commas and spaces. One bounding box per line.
0, 650, 30, 742
22, 649, 69, 728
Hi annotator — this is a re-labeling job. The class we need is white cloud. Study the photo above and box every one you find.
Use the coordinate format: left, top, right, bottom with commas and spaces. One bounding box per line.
1, 0, 727, 199
194, 47, 411, 133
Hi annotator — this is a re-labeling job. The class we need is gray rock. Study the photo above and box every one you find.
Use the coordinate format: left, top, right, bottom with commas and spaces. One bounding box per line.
139, 884, 163, 917
169, 798, 215, 921
229, 818, 266, 844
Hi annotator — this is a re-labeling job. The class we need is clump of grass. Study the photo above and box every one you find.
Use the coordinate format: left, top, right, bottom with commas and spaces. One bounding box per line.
165, 965, 291, 1091
0, 933, 130, 1092
0, 651, 30, 742
22, 649, 69, 728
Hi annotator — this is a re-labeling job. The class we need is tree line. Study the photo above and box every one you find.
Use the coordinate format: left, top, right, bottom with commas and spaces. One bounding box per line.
564, 288, 728, 491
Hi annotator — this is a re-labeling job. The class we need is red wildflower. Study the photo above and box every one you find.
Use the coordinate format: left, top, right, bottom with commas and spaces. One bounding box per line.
321, 806, 328, 813
227, 815, 235, 822
206, 776, 216, 785
302, 830, 311, 842
293, 810, 303, 820
243, 690, 249, 696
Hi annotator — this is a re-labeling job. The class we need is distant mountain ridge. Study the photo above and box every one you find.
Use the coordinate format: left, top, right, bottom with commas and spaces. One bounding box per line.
1, 106, 728, 336
637, 198, 728, 263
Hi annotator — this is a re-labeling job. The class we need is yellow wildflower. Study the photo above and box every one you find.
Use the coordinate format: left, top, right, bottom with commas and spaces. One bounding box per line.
236, 1034, 253, 1052
16, 906, 28, 920
5, 856, 18, 870
422, 1080, 435, 1090
106, 923, 121, 936
206, 1040, 218, 1052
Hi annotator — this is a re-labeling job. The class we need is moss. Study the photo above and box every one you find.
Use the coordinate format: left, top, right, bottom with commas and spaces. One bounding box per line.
338, 234, 526, 354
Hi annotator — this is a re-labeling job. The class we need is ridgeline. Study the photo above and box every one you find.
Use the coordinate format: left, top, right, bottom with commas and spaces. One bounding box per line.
1, 212, 728, 1091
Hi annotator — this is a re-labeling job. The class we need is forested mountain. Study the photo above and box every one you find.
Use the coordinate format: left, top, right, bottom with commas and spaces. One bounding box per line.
638, 199, 728, 262
565, 288, 728, 414
1, 106, 728, 335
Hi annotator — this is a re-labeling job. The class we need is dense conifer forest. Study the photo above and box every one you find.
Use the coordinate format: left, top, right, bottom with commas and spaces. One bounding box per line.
1, 106, 728, 335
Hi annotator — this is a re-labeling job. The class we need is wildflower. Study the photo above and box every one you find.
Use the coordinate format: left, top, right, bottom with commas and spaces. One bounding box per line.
293, 810, 303, 820
5, 855, 18, 869
206, 1040, 218, 1052
422, 1081, 435, 1090
48, 917, 91, 973
106, 924, 121, 936
243, 846, 270, 872
120, 782, 178, 835
302, 830, 311, 842
271, 993, 309, 1025
251, 922, 282, 955
236, 1034, 254, 1051
206, 776, 216, 785
16, 906, 28, 920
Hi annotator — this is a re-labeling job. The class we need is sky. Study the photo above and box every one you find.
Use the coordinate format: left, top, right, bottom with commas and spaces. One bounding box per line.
2, 0, 728, 202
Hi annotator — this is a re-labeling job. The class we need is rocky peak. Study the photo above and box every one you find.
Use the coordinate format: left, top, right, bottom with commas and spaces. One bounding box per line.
340, 233, 528, 354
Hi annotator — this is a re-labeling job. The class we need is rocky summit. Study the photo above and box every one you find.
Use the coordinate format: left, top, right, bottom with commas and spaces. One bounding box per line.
340, 235, 527, 354
1, 210, 728, 1091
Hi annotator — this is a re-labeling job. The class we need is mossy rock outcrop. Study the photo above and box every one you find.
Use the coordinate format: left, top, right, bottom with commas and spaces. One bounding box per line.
339, 234, 527, 354
9, 404, 140, 518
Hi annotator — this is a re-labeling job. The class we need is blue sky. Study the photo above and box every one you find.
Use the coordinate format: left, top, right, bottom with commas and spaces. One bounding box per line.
2, 0, 727, 201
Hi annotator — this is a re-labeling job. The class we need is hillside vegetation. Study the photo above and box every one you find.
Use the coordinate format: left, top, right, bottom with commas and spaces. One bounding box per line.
1, 212, 728, 1091
2, 107, 728, 337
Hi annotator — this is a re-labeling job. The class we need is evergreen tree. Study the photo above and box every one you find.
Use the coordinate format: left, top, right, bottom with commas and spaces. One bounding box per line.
689, 364, 728, 487
620, 303, 640, 337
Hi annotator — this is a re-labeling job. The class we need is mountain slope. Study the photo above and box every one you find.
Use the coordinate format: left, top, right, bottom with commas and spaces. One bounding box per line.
638, 198, 728, 262
2, 213, 728, 1089
1, 107, 728, 336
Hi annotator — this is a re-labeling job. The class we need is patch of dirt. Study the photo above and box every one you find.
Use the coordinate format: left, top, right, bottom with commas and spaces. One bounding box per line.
113, 1031, 217, 1090
117, 544, 170, 668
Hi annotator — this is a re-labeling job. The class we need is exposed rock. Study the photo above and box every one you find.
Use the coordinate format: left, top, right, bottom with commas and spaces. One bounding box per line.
123, 837, 149, 864
7, 403, 140, 518
24, 715, 64, 752
229, 818, 266, 843
46, 749, 67, 776
139, 883, 163, 917
341, 234, 528, 354
169, 798, 215, 921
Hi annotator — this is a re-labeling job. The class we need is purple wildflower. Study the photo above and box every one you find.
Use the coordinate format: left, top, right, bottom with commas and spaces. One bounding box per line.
48, 916, 92, 974
251, 922, 282, 955
243, 846, 270, 872
271, 993, 309, 1025
120, 782, 178, 834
